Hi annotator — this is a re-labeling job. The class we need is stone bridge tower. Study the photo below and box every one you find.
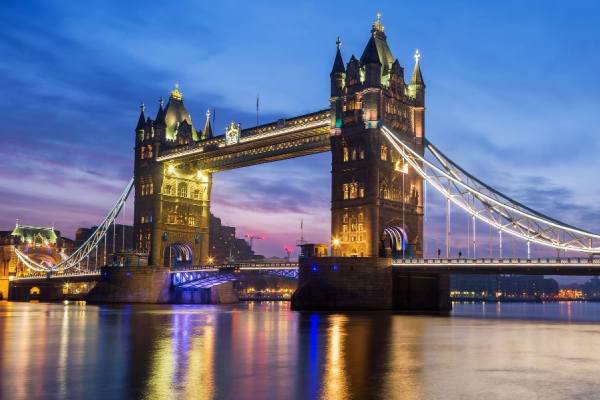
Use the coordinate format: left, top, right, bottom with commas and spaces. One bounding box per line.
133, 86, 212, 267
329, 15, 426, 258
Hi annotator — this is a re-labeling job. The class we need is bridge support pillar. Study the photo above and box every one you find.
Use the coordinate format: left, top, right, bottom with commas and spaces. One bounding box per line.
291, 257, 450, 311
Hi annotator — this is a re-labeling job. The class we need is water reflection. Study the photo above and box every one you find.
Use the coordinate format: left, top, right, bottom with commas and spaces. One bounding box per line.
1, 301, 600, 399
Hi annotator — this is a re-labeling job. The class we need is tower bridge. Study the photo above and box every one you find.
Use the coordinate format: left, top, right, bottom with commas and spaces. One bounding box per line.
6, 15, 600, 310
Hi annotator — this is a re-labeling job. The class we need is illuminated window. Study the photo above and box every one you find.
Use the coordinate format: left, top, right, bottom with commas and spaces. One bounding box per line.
189, 214, 196, 226
351, 148, 357, 161
359, 145, 365, 159
343, 146, 349, 162
343, 213, 349, 223
140, 147, 146, 159
380, 182, 389, 199
147, 145, 153, 158
193, 189, 200, 199
349, 182, 358, 199
165, 185, 172, 195
380, 145, 388, 161
178, 183, 188, 198
358, 183, 365, 198
358, 213, 364, 223
343, 184, 349, 200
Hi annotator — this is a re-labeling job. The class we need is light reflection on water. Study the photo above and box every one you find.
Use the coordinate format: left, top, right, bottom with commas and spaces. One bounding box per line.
1, 301, 600, 400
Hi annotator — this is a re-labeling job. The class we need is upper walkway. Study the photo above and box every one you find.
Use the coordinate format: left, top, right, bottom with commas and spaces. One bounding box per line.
392, 257, 600, 275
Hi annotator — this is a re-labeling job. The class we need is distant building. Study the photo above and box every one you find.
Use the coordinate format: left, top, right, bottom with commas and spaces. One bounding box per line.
451, 274, 559, 299
0, 222, 75, 299
209, 213, 262, 264
76, 224, 134, 257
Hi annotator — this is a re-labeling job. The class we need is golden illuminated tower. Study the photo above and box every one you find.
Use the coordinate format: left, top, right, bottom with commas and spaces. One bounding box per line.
133, 86, 211, 266
330, 15, 426, 257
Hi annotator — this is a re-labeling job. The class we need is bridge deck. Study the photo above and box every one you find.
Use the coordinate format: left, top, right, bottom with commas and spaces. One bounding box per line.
392, 258, 600, 275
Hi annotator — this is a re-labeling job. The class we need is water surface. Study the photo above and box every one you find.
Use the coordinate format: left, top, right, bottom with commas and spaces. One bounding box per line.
1, 301, 599, 400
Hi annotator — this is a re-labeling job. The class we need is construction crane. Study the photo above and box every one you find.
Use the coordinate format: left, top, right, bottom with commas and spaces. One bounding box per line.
244, 234, 264, 251
284, 246, 292, 261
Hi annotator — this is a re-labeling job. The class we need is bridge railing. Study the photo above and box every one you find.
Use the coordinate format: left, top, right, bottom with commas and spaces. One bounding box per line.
392, 258, 600, 265
12, 269, 102, 281
171, 262, 298, 272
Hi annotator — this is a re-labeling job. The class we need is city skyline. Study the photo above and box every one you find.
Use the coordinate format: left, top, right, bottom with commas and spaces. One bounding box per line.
2, 1, 600, 258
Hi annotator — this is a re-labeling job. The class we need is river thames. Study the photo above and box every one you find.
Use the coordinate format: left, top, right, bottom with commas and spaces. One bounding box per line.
1, 301, 599, 400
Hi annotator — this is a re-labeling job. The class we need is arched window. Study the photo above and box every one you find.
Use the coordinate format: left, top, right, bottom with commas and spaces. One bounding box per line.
349, 182, 358, 199
380, 145, 388, 161
178, 183, 188, 198
140, 146, 146, 159
147, 145, 153, 158
343, 184, 349, 200
380, 180, 389, 199
343, 146, 349, 162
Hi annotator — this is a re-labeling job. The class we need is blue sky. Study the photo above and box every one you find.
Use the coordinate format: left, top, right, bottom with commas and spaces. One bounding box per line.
1, 0, 600, 261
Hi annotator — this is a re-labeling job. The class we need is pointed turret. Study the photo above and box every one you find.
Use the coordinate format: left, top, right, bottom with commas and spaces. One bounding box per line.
330, 36, 346, 100
411, 50, 424, 86
330, 36, 346, 75
155, 97, 166, 126
136, 102, 146, 131
202, 109, 213, 140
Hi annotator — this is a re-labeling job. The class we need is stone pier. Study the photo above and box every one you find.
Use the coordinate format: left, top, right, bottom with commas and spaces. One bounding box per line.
291, 257, 451, 311
86, 266, 238, 304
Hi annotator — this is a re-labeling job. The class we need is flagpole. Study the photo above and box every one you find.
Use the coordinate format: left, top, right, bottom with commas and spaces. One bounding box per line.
256, 94, 259, 127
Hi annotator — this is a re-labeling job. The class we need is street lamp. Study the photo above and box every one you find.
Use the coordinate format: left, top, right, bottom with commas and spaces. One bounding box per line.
332, 238, 340, 256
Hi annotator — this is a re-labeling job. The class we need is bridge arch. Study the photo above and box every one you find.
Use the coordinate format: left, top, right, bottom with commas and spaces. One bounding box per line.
381, 226, 410, 258
163, 242, 193, 268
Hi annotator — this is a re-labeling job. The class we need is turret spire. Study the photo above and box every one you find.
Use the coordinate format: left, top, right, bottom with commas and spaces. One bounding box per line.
170, 83, 183, 101
330, 36, 346, 75
202, 108, 213, 140
136, 102, 146, 131
155, 96, 165, 125
411, 49, 424, 85
372, 12, 384, 34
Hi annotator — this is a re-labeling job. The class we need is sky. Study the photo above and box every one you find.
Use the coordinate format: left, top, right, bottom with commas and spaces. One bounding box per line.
1, 0, 600, 263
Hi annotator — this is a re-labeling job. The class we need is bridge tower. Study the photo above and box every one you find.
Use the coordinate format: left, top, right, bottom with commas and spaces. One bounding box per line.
133, 86, 212, 267
329, 15, 426, 258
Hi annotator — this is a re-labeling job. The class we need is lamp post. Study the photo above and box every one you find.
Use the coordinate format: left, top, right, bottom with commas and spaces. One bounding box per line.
332, 238, 340, 257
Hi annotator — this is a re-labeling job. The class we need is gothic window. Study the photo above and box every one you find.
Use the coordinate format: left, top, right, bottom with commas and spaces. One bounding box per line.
380, 145, 388, 161
189, 214, 196, 226
358, 183, 365, 198
140, 147, 146, 159
349, 182, 356, 199
343, 184, 349, 200
149, 182, 154, 195
391, 177, 401, 201
193, 189, 200, 199
380, 180, 390, 199
358, 213, 364, 223
178, 183, 188, 198
343, 146, 349, 162
359, 145, 365, 159
343, 213, 349, 223
147, 145, 153, 158
351, 148, 357, 161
